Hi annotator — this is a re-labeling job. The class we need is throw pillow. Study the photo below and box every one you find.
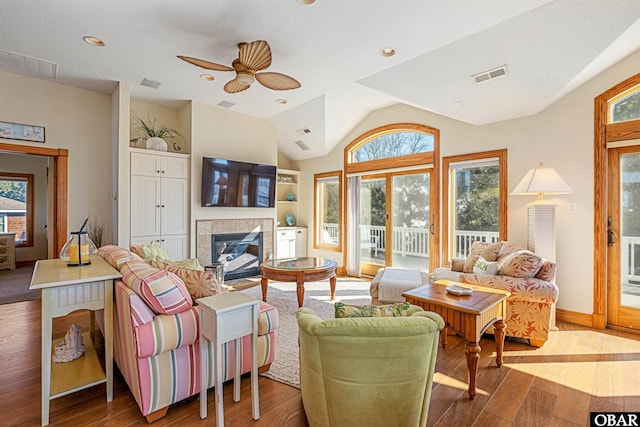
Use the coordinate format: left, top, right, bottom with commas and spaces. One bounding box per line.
497, 249, 543, 278
463, 241, 503, 273
130, 242, 170, 263
334, 302, 413, 318
150, 257, 204, 271
159, 262, 222, 300
98, 245, 144, 269
119, 261, 192, 315
472, 256, 499, 275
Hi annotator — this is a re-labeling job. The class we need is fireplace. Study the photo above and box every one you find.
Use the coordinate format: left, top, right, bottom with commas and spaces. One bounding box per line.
211, 232, 263, 280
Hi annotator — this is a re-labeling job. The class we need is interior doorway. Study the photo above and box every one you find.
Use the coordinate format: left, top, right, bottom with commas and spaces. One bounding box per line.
0, 142, 67, 258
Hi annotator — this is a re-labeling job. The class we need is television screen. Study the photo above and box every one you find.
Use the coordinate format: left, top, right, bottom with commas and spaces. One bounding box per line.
202, 157, 276, 207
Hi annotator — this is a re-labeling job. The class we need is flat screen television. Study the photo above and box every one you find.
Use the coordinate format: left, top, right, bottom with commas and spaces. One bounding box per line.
201, 157, 277, 207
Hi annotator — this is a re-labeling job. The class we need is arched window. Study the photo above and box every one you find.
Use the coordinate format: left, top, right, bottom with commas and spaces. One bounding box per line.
345, 123, 437, 176
609, 83, 640, 123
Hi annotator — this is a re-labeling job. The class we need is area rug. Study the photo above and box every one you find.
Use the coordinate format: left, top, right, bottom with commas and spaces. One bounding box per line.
0, 265, 38, 305
241, 278, 372, 388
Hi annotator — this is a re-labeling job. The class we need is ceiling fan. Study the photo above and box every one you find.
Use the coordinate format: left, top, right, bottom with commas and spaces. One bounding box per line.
178, 40, 301, 94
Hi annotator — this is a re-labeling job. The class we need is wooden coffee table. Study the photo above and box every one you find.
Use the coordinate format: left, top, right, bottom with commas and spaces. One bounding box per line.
260, 257, 338, 307
403, 279, 510, 400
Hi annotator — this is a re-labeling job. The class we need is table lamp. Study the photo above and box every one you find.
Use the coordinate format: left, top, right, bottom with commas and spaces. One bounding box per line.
511, 163, 573, 262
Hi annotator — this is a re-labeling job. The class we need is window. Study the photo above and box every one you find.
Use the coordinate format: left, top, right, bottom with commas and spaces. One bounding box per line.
442, 150, 507, 264
314, 171, 342, 251
352, 131, 434, 162
609, 83, 640, 123
0, 173, 34, 247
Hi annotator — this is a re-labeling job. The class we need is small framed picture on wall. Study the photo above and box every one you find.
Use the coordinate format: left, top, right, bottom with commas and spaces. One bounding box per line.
0, 121, 45, 143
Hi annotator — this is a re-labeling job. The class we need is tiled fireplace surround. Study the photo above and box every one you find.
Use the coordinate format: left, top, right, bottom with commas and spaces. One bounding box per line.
195, 218, 275, 268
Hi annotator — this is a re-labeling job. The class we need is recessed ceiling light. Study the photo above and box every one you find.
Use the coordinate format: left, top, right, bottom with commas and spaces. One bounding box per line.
82, 36, 105, 47
200, 74, 215, 81
380, 47, 396, 57
276, 99, 287, 104
297, 0, 316, 4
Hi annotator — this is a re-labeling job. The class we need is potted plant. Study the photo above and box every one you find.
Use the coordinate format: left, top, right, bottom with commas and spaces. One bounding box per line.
132, 114, 182, 152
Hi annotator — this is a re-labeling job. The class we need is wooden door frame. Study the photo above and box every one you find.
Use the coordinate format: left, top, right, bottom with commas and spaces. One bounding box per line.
0, 142, 68, 258
593, 72, 640, 329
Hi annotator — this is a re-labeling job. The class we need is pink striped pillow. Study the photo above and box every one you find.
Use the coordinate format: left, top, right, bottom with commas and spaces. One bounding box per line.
120, 261, 192, 315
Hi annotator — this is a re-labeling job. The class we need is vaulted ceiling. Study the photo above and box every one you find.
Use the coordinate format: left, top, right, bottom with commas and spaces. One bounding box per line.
2, 0, 640, 161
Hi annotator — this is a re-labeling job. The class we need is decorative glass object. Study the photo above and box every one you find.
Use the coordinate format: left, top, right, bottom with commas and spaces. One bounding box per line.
285, 213, 296, 226
285, 192, 296, 201
60, 219, 98, 266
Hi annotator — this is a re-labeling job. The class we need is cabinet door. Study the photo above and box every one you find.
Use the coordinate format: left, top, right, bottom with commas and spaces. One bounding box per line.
161, 235, 187, 261
295, 228, 307, 257
131, 176, 161, 237
161, 177, 188, 236
131, 152, 161, 177
161, 157, 189, 179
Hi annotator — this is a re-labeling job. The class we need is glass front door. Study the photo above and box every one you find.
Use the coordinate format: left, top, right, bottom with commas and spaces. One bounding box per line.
607, 146, 640, 330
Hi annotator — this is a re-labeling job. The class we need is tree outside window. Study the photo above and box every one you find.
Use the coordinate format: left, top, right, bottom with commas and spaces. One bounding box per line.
0, 173, 34, 246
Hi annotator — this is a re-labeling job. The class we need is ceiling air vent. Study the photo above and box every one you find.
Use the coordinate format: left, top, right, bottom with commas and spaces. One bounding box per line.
472, 65, 508, 84
294, 140, 310, 151
140, 78, 161, 89
296, 127, 311, 135
0, 49, 57, 79
217, 100, 236, 108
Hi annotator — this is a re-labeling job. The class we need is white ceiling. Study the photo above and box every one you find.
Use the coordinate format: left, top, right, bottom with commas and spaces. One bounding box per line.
2, 0, 640, 161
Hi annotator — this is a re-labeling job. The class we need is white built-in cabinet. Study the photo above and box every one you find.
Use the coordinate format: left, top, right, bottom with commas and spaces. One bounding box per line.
130, 149, 189, 260
276, 227, 307, 258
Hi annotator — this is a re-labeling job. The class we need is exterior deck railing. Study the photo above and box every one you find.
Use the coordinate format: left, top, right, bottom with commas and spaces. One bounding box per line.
322, 223, 499, 260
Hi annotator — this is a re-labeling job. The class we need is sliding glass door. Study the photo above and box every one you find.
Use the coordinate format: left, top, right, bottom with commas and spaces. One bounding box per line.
360, 170, 433, 276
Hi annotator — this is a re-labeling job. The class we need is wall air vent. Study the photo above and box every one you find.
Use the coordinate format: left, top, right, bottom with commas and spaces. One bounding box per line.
472, 65, 508, 84
140, 78, 161, 89
0, 49, 57, 79
296, 127, 311, 135
217, 100, 236, 108
294, 140, 310, 151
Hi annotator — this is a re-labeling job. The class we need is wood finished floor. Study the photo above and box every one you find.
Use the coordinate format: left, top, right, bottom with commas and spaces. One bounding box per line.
2, 299, 640, 426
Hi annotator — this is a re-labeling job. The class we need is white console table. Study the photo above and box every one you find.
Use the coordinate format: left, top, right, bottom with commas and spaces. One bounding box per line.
198, 292, 260, 426
29, 257, 121, 426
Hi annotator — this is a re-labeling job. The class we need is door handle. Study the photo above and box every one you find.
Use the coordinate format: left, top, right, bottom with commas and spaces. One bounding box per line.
429, 215, 435, 235
607, 215, 616, 247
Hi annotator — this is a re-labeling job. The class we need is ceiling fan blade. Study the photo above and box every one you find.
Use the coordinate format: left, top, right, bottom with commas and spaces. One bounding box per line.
238, 40, 272, 71
255, 72, 301, 91
177, 55, 234, 72
224, 78, 250, 94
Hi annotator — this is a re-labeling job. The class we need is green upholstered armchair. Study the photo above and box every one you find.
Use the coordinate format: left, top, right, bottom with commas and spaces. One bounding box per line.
296, 307, 444, 427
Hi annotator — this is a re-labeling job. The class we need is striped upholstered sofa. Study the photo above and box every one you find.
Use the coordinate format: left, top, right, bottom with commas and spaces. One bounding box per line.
97, 245, 278, 422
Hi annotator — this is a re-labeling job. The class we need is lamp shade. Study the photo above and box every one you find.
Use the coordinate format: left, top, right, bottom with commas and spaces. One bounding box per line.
511, 163, 573, 199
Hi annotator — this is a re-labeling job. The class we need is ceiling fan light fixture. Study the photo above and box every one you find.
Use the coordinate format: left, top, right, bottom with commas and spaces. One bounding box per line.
297, 0, 316, 4
200, 74, 215, 81
276, 98, 287, 104
236, 71, 255, 86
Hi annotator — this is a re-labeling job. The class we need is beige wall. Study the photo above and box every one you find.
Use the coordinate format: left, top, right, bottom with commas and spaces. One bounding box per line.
188, 100, 279, 258
298, 47, 640, 316
0, 69, 113, 260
